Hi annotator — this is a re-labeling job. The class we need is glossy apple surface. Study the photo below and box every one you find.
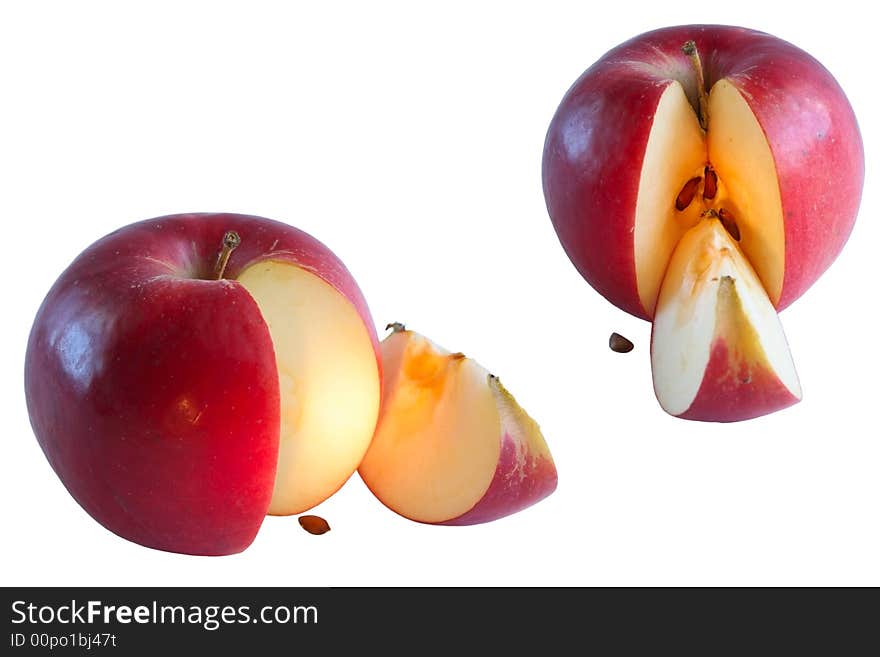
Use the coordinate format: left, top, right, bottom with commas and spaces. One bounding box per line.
25, 213, 381, 555
543, 24, 863, 320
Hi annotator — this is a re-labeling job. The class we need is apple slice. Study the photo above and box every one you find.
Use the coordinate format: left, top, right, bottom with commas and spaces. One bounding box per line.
358, 326, 557, 525
651, 217, 801, 422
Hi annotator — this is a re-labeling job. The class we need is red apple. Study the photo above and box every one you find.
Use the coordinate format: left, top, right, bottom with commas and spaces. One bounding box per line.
25, 213, 382, 555
358, 325, 557, 524
542, 24, 863, 421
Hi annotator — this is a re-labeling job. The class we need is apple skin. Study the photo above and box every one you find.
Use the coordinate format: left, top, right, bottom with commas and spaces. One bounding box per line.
438, 430, 557, 526
674, 339, 800, 423
542, 24, 864, 320
25, 213, 379, 556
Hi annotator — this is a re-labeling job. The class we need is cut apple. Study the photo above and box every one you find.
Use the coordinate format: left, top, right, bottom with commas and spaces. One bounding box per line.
543, 26, 864, 421
651, 218, 801, 422
25, 213, 384, 555
544, 26, 862, 325
358, 326, 557, 525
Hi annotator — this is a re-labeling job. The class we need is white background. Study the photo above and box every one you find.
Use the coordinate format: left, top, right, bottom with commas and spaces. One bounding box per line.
2, 0, 877, 587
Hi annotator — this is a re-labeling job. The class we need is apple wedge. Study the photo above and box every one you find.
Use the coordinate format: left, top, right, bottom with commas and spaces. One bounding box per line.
651, 218, 801, 422
358, 325, 557, 525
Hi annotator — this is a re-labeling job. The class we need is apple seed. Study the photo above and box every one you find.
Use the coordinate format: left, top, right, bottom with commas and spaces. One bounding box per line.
609, 332, 634, 353
718, 208, 741, 241
675, 176, 702, 211
298, 515, 331, 535
703, 166, 718, 200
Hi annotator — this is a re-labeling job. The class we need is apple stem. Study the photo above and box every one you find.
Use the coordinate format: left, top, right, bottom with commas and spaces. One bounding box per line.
214, 230, 241, 280
682, 40, 709, 130
386, 322, 406, 333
